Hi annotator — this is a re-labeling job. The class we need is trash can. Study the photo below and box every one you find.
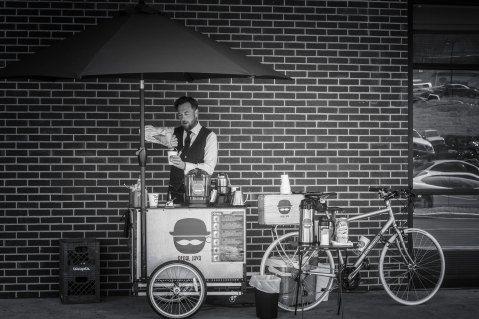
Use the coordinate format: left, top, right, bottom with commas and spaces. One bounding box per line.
249, 275, 281, 319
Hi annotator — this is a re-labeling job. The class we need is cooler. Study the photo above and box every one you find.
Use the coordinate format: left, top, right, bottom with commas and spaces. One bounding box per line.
265, 256, 329, 306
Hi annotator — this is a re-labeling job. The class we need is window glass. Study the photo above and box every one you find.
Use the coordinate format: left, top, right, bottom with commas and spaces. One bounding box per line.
414, 33, 479, 64
412, 2, 479, 288
413, 69, 479, 190
414, 194, 479, 248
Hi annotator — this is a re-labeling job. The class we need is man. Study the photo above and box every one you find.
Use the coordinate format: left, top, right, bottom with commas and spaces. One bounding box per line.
167, 96, 218, 203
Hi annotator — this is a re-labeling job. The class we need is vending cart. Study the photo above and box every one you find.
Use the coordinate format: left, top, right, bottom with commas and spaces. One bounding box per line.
129, 206, 247, 318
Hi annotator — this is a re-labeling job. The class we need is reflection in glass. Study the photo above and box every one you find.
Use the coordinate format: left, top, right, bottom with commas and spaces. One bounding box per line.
414, 33, 479, 65
412, 3, 479, 288
413, 70, 479, 190
414, 194, 479, 249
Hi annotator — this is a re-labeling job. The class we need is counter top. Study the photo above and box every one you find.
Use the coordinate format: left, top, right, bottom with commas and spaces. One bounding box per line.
130, 204, 247, 209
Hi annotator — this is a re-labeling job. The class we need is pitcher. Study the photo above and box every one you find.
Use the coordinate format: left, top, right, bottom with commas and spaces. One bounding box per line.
231, 189, 249, 206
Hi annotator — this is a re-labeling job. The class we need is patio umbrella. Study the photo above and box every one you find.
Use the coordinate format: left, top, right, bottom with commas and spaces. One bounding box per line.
0, 1, 290, 279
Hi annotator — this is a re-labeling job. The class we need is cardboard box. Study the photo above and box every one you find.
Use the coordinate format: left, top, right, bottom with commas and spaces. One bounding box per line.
257, 194, 304, 225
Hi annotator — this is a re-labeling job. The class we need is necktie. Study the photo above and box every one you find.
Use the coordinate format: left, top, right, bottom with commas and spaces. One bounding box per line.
183, 130, 192, 153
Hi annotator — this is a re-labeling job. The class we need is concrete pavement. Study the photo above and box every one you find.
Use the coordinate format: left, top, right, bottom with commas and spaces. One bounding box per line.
0, 288, 478, 319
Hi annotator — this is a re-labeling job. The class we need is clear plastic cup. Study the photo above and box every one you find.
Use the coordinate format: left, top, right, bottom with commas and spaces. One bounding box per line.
148, 193, 159, 208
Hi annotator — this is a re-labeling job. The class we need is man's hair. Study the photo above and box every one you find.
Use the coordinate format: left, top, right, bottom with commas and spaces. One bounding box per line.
174, 96, 199, 111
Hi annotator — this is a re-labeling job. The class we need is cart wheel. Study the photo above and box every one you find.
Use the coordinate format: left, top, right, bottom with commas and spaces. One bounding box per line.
147, 260, 207, 319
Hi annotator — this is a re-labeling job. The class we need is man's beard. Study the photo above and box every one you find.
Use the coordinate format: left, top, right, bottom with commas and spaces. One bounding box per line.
182, 118, 198, 131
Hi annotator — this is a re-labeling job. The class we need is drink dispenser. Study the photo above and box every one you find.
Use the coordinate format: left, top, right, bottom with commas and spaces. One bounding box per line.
299, 198, 315, 245
185, 168, 211, 207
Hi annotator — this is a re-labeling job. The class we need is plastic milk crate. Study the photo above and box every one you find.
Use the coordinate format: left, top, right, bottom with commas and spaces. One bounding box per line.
257, 194, 304, 225
59, 272, 101, 304
59, 238, 100, 273
59, 238, 100, 304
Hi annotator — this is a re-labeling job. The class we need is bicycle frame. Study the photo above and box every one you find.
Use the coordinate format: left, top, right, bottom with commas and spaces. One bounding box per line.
269, 194, 415, 282
335, 198, 413, 281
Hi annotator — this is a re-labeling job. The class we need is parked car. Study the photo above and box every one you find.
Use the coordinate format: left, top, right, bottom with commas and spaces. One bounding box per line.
413, 129, 435, 159
414, 175, 479, 189
422, 129, 445, 147
413, 159, 479, 189
413, 81, 432, 93
432, 83, 479, 98
413, 81, 434, 99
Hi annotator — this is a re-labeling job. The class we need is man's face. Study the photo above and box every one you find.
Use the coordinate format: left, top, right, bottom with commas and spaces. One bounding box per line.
177, 102, 198, 131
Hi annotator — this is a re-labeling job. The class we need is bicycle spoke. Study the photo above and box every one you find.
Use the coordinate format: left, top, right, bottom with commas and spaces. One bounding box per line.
260, 232, 335, 312
147, 262, 206, 319
380, 228, 444, 305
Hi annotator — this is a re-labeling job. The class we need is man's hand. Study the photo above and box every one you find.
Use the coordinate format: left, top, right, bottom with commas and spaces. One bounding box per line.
169, 155, 186, 170
170, 134, 179, 149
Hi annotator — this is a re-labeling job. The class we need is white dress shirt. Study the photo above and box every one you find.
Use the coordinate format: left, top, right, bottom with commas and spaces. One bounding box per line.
180, 122, 218, 176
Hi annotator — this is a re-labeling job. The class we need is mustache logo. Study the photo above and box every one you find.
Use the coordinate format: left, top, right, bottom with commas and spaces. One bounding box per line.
277, 199, 293, 215
175, 239, 204, 246
170, 218, 210, 254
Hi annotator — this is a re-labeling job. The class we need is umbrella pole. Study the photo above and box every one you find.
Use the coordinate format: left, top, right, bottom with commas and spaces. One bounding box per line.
138, 76, 148, 280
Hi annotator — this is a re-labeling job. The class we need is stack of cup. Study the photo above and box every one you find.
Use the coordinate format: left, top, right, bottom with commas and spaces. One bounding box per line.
280, 174, 291, 195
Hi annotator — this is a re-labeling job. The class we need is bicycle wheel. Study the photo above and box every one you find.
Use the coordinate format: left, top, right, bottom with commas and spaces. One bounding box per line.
260, 231, 335, 312
147, 260, 207, 319
379, 228, 445, 305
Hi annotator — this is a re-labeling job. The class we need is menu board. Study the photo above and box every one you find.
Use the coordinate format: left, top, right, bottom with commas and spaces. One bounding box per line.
211, 211, 245, 263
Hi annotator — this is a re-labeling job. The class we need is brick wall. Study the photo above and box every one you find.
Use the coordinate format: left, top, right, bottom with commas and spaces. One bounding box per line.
0, 0, 408, 298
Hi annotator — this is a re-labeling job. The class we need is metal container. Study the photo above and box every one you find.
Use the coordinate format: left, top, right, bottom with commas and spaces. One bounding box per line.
299, 198, 315, 245
185, 169, 211, 206
231, 189, 249, 206
216, 172, 229, 195
209, 189, 218, 204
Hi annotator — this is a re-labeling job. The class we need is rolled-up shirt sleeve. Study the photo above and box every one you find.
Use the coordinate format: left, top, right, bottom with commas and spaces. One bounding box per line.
184, 131, 217, 176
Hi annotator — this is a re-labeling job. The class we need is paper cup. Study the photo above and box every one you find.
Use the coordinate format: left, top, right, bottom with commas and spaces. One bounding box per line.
148, 193, 159, 208
167, 150, 178, 165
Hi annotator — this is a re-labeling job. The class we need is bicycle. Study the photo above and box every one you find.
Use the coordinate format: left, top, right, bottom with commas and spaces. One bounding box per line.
259, 187, 445, 312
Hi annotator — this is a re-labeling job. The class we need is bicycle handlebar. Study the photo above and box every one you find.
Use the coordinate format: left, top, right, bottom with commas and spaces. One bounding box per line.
368, 187, 415, 201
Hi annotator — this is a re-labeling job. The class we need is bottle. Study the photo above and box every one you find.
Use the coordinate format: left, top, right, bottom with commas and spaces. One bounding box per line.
335, 218, 349, 244
320, 218, 330, 246
299, 199, 314, 245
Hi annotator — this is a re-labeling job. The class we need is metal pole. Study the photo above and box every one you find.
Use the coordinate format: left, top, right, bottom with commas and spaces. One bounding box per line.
138, 76, 147, 279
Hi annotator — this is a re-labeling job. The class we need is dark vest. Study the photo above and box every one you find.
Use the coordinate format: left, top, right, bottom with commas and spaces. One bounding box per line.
169, 126, 212, 189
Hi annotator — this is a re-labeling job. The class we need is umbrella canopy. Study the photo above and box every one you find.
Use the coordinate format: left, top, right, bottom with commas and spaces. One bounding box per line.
0, 2, 289, 81
0, 1, 290, 279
